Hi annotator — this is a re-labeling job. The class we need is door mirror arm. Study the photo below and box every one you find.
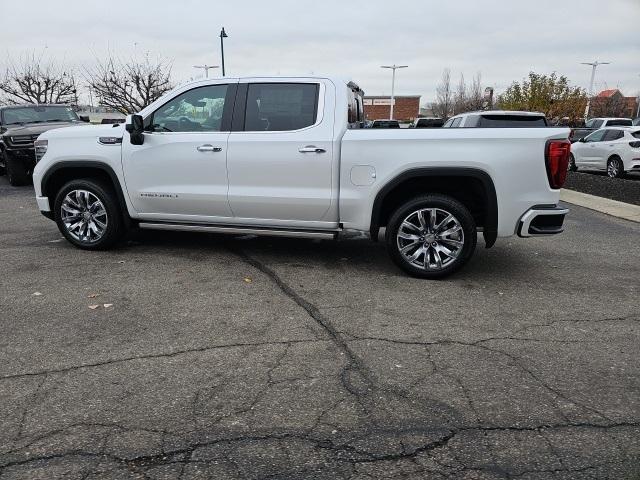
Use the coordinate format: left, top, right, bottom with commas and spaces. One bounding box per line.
125, 114, 145, 145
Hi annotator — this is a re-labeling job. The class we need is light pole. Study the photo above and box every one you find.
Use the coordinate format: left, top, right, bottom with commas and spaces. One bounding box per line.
193, 65, 219, 78
581, 60, 610, 120
220, 27, 228, 77
381, 65, 408, 120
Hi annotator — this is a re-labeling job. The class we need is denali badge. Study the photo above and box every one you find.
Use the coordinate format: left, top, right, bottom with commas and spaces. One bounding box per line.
140, 193, 179, 198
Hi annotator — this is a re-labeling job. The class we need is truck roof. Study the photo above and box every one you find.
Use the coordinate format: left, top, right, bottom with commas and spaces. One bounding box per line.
453, 110, 546, 117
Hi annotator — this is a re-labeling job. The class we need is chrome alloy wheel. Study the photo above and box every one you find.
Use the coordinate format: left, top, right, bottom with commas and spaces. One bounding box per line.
607, 159, 620, 178
60, 190, 108, 242
396, 207, 464, 270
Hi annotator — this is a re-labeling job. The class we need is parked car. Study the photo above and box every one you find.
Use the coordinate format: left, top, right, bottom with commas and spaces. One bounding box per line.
32, 76, 571, 279
411, 117, 444, 128
569, 117, 633, 143
442, 111, 548, 128
569, 127, 640, 178
633, 118, 640, 126
0, 104, 85, 186
370, 119, 400, 129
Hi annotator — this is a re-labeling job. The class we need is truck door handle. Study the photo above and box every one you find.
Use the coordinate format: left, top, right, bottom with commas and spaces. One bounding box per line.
197, 144, 222, 152
298, 146, 326, 153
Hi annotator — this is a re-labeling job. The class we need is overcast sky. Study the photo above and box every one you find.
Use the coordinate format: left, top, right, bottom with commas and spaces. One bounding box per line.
2, 0, 639, 105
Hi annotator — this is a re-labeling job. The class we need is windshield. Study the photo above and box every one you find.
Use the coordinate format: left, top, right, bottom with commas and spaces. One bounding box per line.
606, 119, 632, 126
2, 106, 79, 125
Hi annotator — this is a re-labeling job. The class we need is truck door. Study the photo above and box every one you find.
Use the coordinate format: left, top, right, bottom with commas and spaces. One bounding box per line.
226, 81, 335, 225
121, 83, 236, 220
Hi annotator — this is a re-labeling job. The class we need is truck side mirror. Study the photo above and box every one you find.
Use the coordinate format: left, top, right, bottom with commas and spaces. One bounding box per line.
125, 114, 145, 145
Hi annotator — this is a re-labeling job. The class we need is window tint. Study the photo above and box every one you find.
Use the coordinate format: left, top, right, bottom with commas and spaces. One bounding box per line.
151, 84, 228, 132
245, 83, 318, 131
606, 119, 632, 126
462, 115, 480, 127
2, 106, 79, 125
442, 118, 454, 128
584, 129, 606, 142
477, 115, 547, 127
415, 118, 444, 128
603, 130, 624, 141
586, 119, 603, 128
450, 117, 462, 127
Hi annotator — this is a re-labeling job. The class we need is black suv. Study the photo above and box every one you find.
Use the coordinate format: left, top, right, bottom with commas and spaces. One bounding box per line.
0, 104, 84, 186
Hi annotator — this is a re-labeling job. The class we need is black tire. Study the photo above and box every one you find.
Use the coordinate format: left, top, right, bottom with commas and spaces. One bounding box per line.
386, 194, 477, 279
607, 156, 624, 178
5, 154, 29, 186
53, 178, 123, 250
568, 153, 578, 172
0, 150, 6, 176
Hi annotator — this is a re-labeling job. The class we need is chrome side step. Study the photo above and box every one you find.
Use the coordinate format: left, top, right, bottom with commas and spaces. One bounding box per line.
138, 222, 339, 240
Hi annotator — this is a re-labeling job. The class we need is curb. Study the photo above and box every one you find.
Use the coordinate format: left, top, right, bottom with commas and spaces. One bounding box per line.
561, 189, 640, 223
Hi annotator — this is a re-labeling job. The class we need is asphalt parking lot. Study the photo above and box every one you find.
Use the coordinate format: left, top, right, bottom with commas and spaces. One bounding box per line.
0, 178, 639, 480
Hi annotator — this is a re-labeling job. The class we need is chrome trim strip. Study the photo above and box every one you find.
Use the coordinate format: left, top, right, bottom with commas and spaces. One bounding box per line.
139, 222, 339, 239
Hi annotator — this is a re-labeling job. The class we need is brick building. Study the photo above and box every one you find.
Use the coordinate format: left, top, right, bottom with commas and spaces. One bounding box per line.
592, 89, 639, 118
363, 95, 421, 122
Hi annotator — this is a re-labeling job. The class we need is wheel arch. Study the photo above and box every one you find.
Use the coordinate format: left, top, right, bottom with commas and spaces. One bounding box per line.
370, 167, 498, 248
41, 161, 132, 226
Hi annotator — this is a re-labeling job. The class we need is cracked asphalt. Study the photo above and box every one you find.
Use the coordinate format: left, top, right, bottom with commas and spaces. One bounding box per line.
1, 177, 639, 480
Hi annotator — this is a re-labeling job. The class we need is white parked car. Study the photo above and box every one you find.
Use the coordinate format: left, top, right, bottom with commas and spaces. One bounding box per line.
569, 127, 640, 178
32, 76, 571, 279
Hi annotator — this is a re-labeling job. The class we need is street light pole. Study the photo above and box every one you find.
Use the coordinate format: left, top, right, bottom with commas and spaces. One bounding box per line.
381, 65, 408, 120
581, 60, 610, 120
193, 65, 219, 78
220, 27, 228, 77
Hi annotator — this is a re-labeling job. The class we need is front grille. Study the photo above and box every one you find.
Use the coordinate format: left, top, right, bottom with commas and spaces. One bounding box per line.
9, 135, 39, 147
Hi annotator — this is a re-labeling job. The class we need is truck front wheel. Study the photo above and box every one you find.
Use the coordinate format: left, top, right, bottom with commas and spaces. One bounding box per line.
386, 195, 477, 279
5, 154, 30, 186
53, 179, 123, 250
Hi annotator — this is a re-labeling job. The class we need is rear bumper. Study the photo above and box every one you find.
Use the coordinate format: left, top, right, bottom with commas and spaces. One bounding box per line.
517, 206, 568, 237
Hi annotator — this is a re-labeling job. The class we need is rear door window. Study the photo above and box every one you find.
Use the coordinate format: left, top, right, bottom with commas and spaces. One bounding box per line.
606, 119, 632, 127
450, 117, 462, 127
603, 129, 624, 141
477, 115, 547, 127
244, 83, 319, 131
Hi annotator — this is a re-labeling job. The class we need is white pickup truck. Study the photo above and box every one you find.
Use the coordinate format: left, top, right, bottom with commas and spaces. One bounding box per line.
32, 76, 571, 278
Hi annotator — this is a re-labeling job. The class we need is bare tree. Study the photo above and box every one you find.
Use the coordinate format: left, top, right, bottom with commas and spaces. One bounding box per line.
0, 53, 77, 105
432, 69, 453, 119
453, 73, 467, 115
85, 54, 173, 114
467, 73, 484, 111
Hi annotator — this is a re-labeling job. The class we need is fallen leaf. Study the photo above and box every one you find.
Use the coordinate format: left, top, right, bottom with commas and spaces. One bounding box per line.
117, 260, 125, 264
88, 305, 100, 310
243, 277, 252, 283
103, 303, 113, 308
87, 293, 100, 298
32, 292, 43, 296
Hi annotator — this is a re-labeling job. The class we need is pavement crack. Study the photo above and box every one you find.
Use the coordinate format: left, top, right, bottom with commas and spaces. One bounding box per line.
0, 338, 325, 381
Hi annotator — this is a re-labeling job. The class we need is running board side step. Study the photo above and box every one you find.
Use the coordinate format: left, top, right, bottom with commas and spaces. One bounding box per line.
138, 222, 339, 240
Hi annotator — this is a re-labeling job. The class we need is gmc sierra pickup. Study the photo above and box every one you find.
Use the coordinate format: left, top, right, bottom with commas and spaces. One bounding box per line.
32, 76, 571, 278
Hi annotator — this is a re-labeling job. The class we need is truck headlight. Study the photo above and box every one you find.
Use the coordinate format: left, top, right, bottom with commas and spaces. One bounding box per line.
34, 139, 48, 162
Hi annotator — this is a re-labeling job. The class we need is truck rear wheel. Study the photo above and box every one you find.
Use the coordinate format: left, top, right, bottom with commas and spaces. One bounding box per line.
386, 195, 477, 279
53, 179, 123, 250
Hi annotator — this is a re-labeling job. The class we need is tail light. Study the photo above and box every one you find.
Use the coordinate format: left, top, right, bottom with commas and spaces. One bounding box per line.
629, 141, 640, 148
545, 139, 571, 189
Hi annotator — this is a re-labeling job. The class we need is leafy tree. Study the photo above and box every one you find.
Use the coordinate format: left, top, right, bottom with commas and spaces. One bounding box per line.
498, 72, 587, 123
